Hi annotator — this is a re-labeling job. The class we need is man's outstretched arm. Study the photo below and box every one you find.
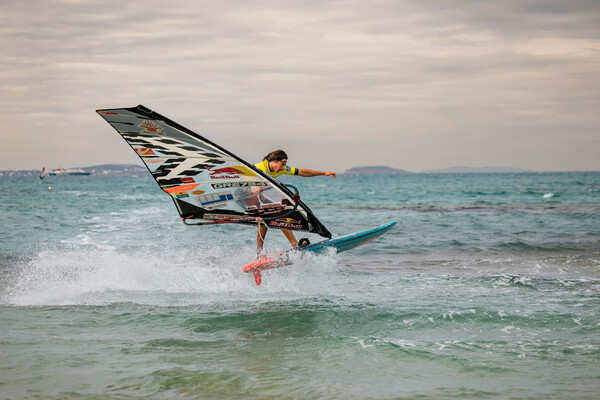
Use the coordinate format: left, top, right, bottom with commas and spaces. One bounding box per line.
298, 168, 337, 178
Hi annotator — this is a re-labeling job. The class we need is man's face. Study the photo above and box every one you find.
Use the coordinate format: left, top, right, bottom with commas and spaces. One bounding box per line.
271, 159, 287, 172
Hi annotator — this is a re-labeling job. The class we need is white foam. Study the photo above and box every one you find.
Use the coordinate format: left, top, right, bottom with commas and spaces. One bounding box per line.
6, 241, 342, 306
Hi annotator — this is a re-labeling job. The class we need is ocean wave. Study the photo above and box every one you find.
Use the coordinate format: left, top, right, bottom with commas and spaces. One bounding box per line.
2, 243, 344, 306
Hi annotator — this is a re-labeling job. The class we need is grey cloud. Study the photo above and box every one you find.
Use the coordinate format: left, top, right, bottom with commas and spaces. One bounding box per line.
1, 0, 599, 171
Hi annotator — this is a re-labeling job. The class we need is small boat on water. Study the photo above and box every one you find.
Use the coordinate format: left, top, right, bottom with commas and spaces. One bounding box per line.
48, 168, 91, 176
66, 169, 91, 176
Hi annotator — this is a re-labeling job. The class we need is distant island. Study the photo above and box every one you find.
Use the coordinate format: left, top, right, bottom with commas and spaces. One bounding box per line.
0, 164, 147, 177
341, 165, 532, 175
1, 163, 536, 178
344, 166, 410, 175
87, 164, 147, 175
424, 166, 531, 173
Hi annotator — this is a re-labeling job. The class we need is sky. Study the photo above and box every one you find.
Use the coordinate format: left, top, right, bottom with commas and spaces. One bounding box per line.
1, 0, 599, 172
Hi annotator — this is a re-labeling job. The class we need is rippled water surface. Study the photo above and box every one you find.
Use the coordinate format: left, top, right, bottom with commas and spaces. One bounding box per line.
1, 172, 599, 399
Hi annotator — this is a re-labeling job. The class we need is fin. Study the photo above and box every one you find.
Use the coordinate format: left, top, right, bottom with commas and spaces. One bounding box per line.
252, 268, 262, 285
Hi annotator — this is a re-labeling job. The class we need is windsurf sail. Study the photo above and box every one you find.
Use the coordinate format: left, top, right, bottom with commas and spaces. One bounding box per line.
96, 105, 332, 238
39, 167, 46, 180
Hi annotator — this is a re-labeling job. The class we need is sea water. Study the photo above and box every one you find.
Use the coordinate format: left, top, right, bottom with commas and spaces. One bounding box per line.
1, 172, 599, 399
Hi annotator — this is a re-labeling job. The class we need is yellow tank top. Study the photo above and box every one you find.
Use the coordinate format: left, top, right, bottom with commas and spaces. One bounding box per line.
255, 159, 298, 178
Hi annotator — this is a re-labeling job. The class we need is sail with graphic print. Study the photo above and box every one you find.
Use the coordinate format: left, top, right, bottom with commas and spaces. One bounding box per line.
96, 105, 332, 238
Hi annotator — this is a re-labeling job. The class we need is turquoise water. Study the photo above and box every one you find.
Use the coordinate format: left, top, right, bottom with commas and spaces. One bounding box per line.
1, 172, 600, 399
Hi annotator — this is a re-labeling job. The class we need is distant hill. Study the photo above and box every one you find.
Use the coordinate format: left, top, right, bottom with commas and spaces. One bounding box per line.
425, 166, 531, 173
84, 164, 147, 175
0, 164, 147, 177
344, 166, 410, 175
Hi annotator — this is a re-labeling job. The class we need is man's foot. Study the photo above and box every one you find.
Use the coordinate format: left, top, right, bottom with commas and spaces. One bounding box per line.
256, 249, 268, 258
298, 238, 310, 247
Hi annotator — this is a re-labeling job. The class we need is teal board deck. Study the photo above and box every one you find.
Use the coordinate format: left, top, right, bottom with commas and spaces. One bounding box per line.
299, 221, 397, 254
243, 221, 397, 284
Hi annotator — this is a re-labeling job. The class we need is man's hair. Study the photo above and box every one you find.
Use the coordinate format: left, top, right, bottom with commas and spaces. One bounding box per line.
263, 149, 288, 162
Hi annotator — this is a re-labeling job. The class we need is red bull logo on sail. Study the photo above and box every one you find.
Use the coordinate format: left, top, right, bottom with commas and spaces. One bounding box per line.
276, 218, 302, 224
269, 217, 303, 229
208, 165, 256, 179
210, 167, 244, 176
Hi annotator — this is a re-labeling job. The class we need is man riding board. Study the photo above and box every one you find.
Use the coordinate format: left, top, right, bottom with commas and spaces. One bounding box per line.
254, 149, 337, 254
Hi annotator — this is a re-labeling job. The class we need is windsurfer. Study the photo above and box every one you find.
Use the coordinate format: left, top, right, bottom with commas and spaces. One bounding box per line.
255, 150, 337, 254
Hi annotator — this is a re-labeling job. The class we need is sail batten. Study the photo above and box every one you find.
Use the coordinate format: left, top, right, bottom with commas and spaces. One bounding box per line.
96, 105, 332, 238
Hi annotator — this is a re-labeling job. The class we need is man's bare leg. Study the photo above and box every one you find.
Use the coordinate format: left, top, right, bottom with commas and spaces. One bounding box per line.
257, 228, 298, 255
257, 226, 268, 254
281, 229, 299, 248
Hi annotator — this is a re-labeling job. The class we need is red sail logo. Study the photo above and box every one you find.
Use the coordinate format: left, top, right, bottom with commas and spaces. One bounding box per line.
134, 147, 155, 156
209, 167, 244, 176
208, 166, 254, 179
139, 120, 164, 135
269, 217, 303, 229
